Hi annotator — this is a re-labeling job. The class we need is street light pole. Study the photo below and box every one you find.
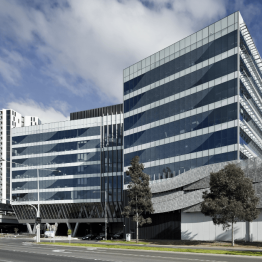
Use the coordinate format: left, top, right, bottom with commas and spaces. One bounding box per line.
36, 168, 40, 243
105, 190, 107, 241
37, 168, 40, 216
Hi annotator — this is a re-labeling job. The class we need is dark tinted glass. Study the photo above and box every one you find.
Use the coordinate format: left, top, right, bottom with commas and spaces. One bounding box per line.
124, 30, 237, 96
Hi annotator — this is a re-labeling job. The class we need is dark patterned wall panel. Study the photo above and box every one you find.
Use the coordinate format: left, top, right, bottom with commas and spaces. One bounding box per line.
12, 202, 123, 220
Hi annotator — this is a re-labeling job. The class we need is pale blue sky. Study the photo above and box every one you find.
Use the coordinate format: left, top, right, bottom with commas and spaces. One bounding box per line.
0, 0, 261, 123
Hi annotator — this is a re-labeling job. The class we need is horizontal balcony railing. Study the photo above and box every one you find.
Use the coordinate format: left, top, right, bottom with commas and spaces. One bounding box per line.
240, 120, 262, 153
240, 73, 262, 116
240, 49, 262, 93
240, 96, 262, 133
240, 23, 262, 79
240, 144, 256, 159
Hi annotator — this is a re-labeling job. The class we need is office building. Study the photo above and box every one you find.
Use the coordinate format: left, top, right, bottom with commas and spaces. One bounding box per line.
123, 11, 262, 241
10, 11, 262, 241
11, 104, 123, 236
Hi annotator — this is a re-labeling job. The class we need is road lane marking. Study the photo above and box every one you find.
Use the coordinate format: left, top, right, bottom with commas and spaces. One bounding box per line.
0, 244, 256, 262
0, 247, 231, 261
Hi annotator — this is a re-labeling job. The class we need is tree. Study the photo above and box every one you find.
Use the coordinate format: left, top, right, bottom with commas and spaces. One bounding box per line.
201, 163, 260, 246
122, 156, 154, 243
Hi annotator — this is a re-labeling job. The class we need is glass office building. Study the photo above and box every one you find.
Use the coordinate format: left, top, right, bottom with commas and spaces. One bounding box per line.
124, 12, 240, 181
123, 11, 262, 240
11, 104, 124, 235
9, 11, 262, 240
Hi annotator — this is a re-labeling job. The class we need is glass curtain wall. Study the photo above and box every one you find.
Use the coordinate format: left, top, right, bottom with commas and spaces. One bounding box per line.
123, 13, 239, 183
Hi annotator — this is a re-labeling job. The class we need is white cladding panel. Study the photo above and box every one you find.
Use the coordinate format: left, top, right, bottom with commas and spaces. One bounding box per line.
181, 212, 262, 241
249, 212, 262, 242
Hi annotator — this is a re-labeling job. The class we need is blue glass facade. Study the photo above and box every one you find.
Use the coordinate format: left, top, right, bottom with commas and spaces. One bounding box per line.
124, 60, 237, 131
12, 177, 101, 190
12, 139, 101, 156
125, 68, 237, 116
13, 152, 100, 167
124, 31, 238, 96
11, 110, 124, 214
12, 127, 100, 145
12, 165, 101, 179
12, 190, 101, 202
123, 18, 240, 183
125, 127, 237, 166
125, 103, 237, 149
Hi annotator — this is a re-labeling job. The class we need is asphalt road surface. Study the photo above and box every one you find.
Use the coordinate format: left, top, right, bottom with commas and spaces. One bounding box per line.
0, 238, 260, 262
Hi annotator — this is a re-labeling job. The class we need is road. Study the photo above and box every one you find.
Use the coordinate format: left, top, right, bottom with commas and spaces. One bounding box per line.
0, 238, 260, 262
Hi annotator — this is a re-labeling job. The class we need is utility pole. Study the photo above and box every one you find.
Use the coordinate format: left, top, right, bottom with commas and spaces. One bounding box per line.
36, 168, 40, 243
105, 190, 107, 241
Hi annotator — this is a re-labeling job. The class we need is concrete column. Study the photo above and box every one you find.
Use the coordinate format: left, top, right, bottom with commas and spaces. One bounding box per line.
54, 223, 59, 236
32, 224, 36, 234
26, 223, 33, 234
66, 223, 72, 230
250, 222, 253, 242
72, 223, 80, 237
245, 221, 249, 242
45, 223, 51, 231
246, 221, 253, 242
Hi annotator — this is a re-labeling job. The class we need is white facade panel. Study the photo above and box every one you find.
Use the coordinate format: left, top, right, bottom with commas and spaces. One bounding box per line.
181, 212, 262, 241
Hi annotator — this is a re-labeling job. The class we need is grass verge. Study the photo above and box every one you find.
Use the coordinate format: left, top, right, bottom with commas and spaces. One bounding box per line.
39, 242, 262, 257
100, 240, 148, 245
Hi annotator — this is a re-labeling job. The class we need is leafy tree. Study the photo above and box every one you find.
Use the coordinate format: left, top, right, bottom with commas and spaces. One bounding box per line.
201, 163, 260, 246
122, 156, 154, 243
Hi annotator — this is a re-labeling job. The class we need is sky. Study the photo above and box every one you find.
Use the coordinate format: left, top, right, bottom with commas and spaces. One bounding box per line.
0, 0, 262, 123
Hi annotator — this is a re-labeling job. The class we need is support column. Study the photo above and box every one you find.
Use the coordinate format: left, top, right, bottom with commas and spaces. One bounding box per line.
26, 223, 33, 234
245, 221, 249, 242
54, 223, 59, 236
32, 224, 36, 234
250, 222, 253, 242
66, 222, 72, 236
72, 223, 80, 237
45, 223, 51, 231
